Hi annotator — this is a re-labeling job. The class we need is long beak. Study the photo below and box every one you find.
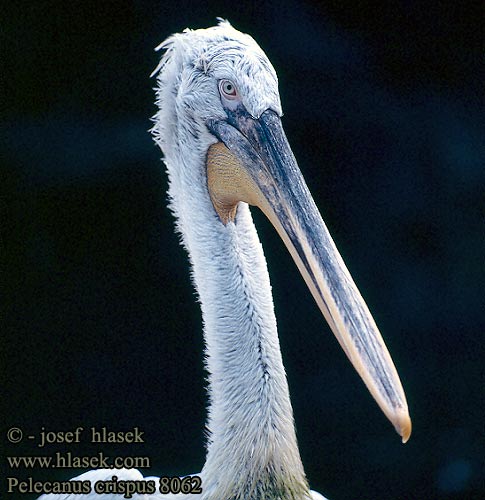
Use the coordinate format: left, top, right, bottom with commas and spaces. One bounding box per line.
206, 109, 411, 443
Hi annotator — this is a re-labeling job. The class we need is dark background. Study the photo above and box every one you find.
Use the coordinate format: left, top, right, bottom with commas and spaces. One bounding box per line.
2, 1, 484, 499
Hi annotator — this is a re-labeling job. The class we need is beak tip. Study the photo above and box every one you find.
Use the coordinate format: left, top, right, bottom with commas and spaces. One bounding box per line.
396, 409, 412, 444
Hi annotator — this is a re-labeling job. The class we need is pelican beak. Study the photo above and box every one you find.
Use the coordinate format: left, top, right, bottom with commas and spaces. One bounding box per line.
206, 108, 411, 443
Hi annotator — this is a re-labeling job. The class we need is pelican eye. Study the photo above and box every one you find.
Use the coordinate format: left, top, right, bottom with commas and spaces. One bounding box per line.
219, 79, 238, 99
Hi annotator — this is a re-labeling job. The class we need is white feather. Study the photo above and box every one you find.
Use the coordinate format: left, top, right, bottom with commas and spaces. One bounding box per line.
38, 21, 328, 500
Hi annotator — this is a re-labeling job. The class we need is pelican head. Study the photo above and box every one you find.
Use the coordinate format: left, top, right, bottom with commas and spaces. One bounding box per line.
151, 20, 410, 499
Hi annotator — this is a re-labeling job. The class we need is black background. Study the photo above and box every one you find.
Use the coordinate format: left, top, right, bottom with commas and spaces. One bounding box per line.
2, 1, 484, 499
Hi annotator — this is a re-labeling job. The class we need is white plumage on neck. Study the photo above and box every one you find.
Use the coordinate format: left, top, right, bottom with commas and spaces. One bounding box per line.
185, 197, 309, 499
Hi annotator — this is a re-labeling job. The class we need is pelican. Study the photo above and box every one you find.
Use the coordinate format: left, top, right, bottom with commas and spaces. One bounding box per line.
38, 21, 410, 500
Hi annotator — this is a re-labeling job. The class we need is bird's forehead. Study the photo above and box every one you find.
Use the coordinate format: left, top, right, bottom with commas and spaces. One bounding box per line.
188, 26, 282, 117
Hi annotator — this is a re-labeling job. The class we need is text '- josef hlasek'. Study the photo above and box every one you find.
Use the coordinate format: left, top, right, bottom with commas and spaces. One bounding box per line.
35, 426, 144, 447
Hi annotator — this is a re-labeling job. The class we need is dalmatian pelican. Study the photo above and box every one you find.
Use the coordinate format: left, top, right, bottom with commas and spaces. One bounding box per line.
38, 20, 410, 500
